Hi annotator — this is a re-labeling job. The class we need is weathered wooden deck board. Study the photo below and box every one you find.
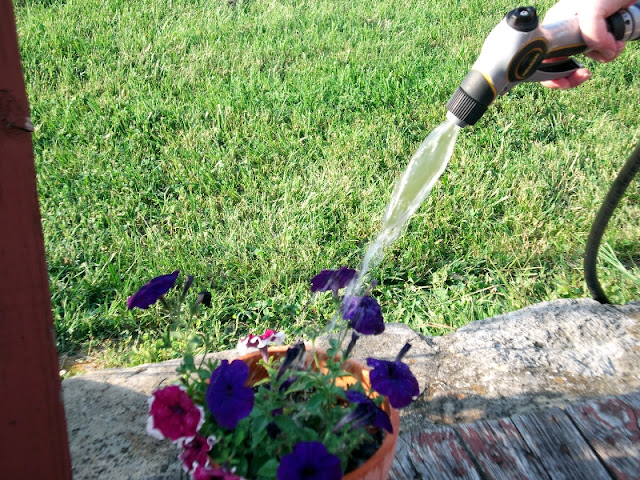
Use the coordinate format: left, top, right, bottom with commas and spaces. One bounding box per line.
617, 391, 640, 411
391, 393, 640, 479
510, 407, 611, 479
390, 435, 425, 479
565, 395, 640, 479
390, 427, 481, 480
457, 418, 551, 480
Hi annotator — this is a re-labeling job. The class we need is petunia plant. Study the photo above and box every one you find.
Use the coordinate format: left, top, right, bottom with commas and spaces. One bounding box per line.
133, 267, 420, 480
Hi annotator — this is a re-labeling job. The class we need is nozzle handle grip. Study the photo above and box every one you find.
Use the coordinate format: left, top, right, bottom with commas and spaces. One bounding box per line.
607, 14, 628, 40
545, 2, 640, 58
606, 2, 640, 42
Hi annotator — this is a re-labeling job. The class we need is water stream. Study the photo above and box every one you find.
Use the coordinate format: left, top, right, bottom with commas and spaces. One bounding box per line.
348, 117, 461, 296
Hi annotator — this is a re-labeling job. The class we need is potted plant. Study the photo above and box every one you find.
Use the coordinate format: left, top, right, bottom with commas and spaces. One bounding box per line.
130, 267, 419, 480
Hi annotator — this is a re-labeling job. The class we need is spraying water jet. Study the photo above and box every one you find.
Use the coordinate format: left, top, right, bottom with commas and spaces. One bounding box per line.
351, 3, 640, 300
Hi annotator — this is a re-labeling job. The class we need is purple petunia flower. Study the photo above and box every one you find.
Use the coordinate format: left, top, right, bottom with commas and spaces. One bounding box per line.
337, 390, 393, 433
276, 340, 306, 381
206, 360, 255, 430
195, 290, 212, 308
342, 296, 385, 335
179, 433, 217, 473
146, 385, 205, 442
366, 355, 419, 408
127, 270, 180, 309
277, 441, 343, 480
310, 266, 357, 297
344, 331, 360, 359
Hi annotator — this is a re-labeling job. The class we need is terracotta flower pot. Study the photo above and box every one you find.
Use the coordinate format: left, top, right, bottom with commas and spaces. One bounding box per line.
236, 346, 400, 480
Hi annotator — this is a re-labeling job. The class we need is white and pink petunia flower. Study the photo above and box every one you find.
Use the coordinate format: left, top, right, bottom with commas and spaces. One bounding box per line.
179, 433, 217, 473
237, 329, 285, 354
192, 464, 245, 480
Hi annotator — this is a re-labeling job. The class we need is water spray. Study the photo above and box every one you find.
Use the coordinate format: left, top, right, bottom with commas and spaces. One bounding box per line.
355, 4, 640, 300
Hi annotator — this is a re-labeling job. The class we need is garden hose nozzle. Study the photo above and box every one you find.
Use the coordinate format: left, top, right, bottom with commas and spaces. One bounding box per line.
447, 2, 640, 127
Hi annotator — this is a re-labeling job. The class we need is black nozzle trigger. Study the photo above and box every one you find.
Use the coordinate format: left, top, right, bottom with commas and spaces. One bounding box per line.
526, 58, 583, 83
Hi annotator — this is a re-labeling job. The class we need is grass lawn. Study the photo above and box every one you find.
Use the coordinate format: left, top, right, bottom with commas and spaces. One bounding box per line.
14, 0, 640, 367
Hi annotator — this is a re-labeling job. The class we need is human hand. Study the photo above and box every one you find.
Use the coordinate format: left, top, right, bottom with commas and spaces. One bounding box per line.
540, 0, 635, 89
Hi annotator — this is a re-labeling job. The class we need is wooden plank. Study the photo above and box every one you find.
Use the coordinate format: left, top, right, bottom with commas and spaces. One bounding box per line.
511, 407, 611, 480
457, 418, 551, 480
565, 395, 640, 480
390, 427, 481, 479
390, 434, 422, 479
0, 2, 72, 479
617, 391, 640, 411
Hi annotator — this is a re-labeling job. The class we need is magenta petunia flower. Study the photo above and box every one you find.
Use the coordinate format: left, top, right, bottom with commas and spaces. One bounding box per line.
206, 360, 254, 430
128, 270, 180, 309
193, 464, 244, 480
146, 385, 204, 442
179, 433, 217, 473
366, 354, 419, 408
342, 296, 385, 335
310, 266, 357, 297
277, 441, 343, 480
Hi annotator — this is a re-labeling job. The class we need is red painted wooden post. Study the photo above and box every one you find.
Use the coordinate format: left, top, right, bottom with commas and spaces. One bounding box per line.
0, 3, 73, 478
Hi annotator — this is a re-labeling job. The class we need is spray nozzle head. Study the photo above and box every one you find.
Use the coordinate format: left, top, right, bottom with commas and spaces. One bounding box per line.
446, 5, 543, 128
446, 70, 497, 128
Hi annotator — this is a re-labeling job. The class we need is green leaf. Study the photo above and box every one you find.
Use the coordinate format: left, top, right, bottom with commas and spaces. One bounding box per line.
255, 458, 280, 480
305, 392, 326, 413
232, 422, 249, 447
181, 354, 196, 372
273, 415, 298, 435
233, 456, 249, 478
327, 337, 341, 358
251, 413, 270, 432
187, 333, 204, 349
251, 428, 268, 450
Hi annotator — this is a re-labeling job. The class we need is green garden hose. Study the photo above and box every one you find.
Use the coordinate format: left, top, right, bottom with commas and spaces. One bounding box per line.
584, 140, 640, 304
